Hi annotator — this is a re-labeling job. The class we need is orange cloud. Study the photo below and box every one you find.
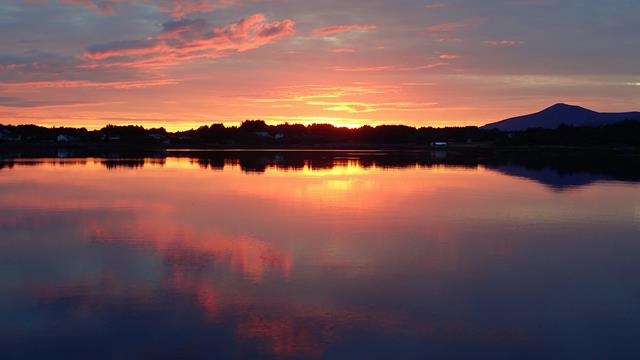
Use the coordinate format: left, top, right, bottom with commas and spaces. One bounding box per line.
83, 14, 295, 67
311, 24, 377, 37
306, 101, 439, 113
329, 48, 355, 53
158, 0, 218, 17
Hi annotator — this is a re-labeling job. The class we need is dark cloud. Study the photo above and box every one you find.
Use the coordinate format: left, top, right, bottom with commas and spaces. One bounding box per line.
0, 51, 78, 74
0, 96, 88, 108
54, 0, 252, 17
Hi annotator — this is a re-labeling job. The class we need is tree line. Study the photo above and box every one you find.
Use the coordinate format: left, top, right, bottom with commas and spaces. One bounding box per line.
1, 119, 639, 147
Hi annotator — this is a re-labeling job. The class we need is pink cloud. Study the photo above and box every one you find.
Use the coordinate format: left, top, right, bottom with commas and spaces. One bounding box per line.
311, 24, 377, 37
83, 14, 296, 66
158, 0, 217, 17
329, 48, 355, 53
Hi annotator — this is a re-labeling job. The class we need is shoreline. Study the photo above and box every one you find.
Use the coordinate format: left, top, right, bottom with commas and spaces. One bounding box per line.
1, 141, 639, 151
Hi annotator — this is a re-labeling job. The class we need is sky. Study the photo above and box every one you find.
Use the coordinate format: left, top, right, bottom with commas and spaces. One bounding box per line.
0, 0, 639, 130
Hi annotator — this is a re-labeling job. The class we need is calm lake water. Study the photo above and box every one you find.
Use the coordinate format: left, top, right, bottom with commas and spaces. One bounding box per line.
1, 151, 640, 359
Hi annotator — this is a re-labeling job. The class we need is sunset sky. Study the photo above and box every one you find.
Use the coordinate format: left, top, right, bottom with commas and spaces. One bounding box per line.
1, 0, 639, 130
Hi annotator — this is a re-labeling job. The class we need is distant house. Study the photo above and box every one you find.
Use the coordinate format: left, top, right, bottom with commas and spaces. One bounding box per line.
431, 141, 448, 147
100, 135, 121, 141
57, 134, 70, 142
0, 131, 20, 141
255, 131, 271, 138
149, 133, 170, 145
274, 133, 285, 140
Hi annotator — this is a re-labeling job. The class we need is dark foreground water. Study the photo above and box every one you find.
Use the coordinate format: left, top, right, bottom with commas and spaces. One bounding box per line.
1, 151, 639, 359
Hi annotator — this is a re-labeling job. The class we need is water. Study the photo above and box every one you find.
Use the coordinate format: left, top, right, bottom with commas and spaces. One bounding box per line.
1, 151, 639, 359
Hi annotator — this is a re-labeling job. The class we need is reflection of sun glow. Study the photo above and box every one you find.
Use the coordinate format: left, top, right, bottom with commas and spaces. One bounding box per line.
327, 179, 354, 191
296, 161, 372, 177
5, 155, 640, 359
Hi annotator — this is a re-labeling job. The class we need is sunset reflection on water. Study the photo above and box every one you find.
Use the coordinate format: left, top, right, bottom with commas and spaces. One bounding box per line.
1, 153, 640, 359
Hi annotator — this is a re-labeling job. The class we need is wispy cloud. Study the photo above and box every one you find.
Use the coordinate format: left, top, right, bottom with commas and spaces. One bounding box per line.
0, 96, 112, 108
334, 62, 447, 72
311, 24, 377, 37
55, 0, 247, 17
427, 18, 485, 33
237, 84, 399, 103
83, 14, 295, 67
483, 40, 526, 46
329, 48, 355, 53
232, 84, 432, 114
424, 3, 446, 10
306, 101, 438, 113
0, 51, 77, 74
0, 78, 179, 90
402, 82, 436, 86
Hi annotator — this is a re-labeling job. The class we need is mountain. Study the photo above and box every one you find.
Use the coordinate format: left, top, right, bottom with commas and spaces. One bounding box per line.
482, 103, 640, 131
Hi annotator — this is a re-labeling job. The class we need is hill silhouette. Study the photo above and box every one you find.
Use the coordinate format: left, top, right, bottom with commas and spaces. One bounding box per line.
482, 103, 640, 131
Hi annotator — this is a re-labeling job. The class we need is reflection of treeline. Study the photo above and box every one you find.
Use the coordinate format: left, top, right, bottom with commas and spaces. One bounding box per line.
483, 151, 640, 184
0, 158, 165, 170
188, 150, 640, 185
97, 158, 166, 169
2, 150, 640, 189
188, 150, 640, 189
0, 159, 88, 170
195, 151, 481, 173
101, 159, 146, 169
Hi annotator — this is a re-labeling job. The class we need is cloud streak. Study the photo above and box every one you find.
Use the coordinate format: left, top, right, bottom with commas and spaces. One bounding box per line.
311, 24, 377, 37
0, 79, 179, 90
55, 0, 246, 17
427, 18, 485, 33
83, 14, 296, 67
0, 96, 111, 108
484, 40, 526, 46
334, 62, 447, 72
